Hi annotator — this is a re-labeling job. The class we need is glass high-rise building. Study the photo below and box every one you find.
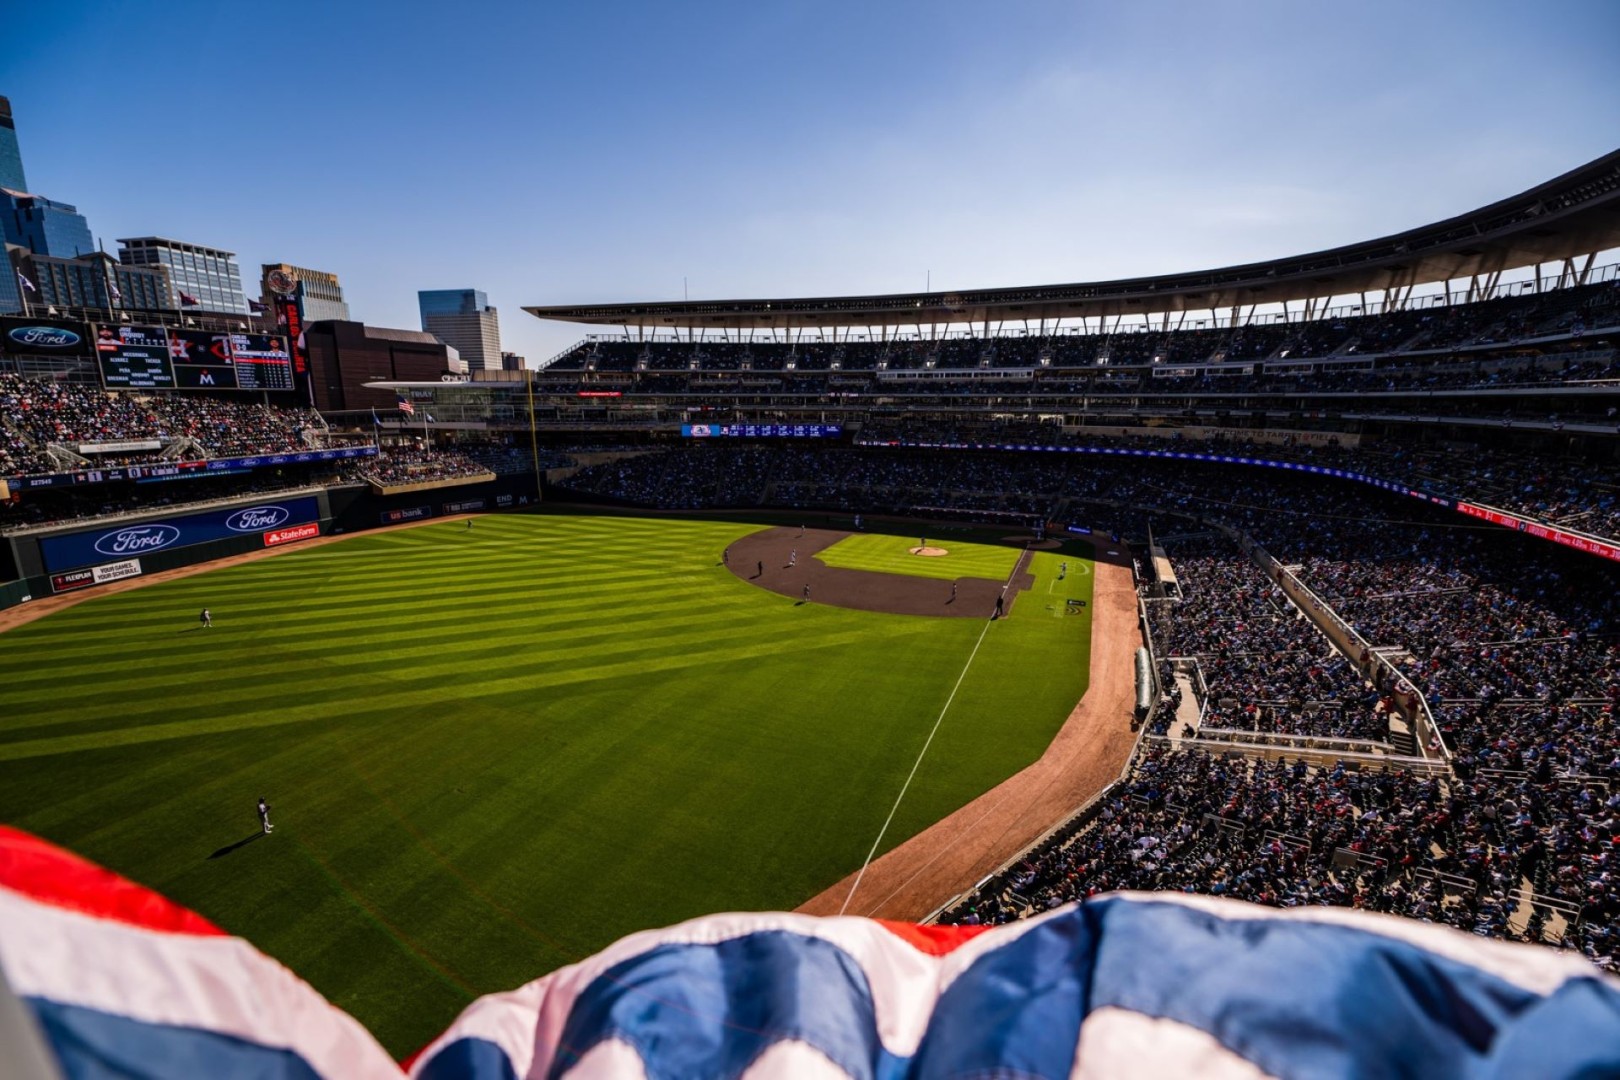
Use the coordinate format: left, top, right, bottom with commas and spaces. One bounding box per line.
0, 95, 27, 193
419, 288, 502, 371
1, 191, 94, 258
117, 236, 249, 313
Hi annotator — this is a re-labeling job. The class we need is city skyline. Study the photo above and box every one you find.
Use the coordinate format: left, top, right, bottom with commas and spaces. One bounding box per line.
4, 0, 1618, 364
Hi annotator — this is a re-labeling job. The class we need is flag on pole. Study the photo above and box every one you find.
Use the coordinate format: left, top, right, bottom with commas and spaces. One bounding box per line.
425, 413, 435, 424
108, 280, 121, 302
178, 291, 200, 307
17, 270, 35, 293
397, 396, 415, 417
371, 407, 381, 427
248, 298, 267, 314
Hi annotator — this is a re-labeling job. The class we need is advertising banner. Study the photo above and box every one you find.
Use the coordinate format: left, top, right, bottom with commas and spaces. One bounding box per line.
681, 423, 842, 438
6, 446, 377, 489
264, 523, 320, 548
442, 498, 486, 514
380, 505, 432, 525
78, 440, 163, 455
49, 558, 143, 594
1, 316, 93, 357
39, 497, 320, 572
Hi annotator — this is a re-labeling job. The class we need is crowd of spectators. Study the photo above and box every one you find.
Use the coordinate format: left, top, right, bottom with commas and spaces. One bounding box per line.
360, 446, 490, 487
0, 374, 324, 474
1146, 535, 1392, 742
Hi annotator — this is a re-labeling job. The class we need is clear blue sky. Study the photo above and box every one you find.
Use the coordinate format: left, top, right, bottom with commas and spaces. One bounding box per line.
4, 0, 1618, 364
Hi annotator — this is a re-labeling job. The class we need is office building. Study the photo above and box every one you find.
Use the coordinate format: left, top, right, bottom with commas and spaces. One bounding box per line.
8, 250, 171, 313
0, 96, 27, 194
419, 288, 501, 371
302, 320, 461, 413
261, 262, 350, 322
1, 191, 94, 259
500, 351, 525, 371
117, 236, 248, 314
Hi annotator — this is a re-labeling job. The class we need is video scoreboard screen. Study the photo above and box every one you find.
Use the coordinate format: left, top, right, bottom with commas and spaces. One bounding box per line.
681, 423, 842, 438
81, 325, 299, 392
168, 329, 238, 389
228, 334, 295, 391
93, 325, 176, 389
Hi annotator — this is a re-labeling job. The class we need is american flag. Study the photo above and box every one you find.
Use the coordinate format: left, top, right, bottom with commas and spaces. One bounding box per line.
397, 396, 415, 417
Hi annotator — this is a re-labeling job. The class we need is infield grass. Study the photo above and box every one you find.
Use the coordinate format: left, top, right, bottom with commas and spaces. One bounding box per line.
814, 531, 1023, 582
0, 513, 1093, 1054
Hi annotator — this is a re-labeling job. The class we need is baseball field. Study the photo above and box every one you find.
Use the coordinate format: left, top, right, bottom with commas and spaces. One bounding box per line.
0, 512, 1095, 1054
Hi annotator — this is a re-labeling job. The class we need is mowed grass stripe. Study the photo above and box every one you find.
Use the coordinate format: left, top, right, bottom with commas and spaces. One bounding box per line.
6, 621, 932, 734
0, 584, 758, 667
1, 605, 861, 702
26, 562, 714, 628
2, 550, 761, 658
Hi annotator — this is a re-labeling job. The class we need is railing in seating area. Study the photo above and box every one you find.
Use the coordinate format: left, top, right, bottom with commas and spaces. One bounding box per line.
1231, 527, 1449, 766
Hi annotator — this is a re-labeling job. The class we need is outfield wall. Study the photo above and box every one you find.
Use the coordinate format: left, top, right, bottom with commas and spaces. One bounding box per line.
0, 474, 539, 613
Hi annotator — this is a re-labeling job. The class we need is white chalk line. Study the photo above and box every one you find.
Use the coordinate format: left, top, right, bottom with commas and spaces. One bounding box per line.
838, 549, 1031, 915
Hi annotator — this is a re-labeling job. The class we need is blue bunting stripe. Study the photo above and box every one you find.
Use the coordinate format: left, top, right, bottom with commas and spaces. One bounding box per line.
413, 895, 1620, 1080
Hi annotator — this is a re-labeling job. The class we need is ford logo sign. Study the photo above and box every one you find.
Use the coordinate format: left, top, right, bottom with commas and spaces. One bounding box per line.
93, 524, 181, 556
226, 506, 292, 532
8, 325, 82, 349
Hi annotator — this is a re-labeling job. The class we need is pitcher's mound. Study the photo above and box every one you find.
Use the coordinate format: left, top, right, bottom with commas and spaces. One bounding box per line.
909, 546, 949, 557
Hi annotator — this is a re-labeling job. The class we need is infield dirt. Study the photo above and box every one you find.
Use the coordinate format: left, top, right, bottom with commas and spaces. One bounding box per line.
723, 526, 1034, 618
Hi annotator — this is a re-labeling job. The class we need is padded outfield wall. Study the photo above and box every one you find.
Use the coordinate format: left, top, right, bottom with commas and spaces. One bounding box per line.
0, 474, 539, 611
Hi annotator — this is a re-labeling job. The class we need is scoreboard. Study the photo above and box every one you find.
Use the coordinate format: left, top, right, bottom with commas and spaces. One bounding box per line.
81, 323, 301, 392
94, 325, 176, 389
228, 334, 295, 391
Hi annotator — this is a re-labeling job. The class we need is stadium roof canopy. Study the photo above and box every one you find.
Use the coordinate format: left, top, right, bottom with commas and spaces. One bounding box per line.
526, 149, 1620, 331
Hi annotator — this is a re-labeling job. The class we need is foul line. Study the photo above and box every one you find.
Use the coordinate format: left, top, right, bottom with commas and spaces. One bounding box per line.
838, 548, 1031, 915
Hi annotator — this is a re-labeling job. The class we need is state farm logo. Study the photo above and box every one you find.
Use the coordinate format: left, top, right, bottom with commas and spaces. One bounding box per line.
8, 325, 82, 349
264, 523, 319, 548
93, 525, 180, 556
226, 506, 291, 532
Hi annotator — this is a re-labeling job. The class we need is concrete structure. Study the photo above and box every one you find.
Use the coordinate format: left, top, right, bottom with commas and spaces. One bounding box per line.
118, 237, 248, 314
419, 288, 501, 371
261, 263, 350, 323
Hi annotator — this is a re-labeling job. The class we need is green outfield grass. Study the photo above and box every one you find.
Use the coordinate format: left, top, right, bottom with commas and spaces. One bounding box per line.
0, 514, 1093, 1054
814, 531, 1024, 582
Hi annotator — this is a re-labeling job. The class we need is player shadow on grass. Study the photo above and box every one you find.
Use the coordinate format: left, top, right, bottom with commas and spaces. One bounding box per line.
177, 626, 206, 634
207, 832, 266, 860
